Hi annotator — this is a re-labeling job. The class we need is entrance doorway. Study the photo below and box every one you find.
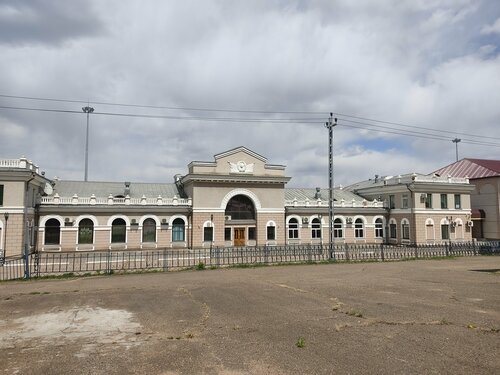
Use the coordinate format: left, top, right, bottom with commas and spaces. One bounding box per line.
234, 228, 245, 246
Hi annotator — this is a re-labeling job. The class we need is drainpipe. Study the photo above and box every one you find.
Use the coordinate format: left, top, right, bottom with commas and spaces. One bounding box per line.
406, 183, 415, 244
188, 208, 193, 249
23, 173, 36, 278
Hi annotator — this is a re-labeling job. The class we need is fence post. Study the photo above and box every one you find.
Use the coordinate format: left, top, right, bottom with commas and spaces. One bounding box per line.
163, 248, 168, 272
106, 249, 111, 274
24, 248, 30, 279
414, 243, 418, 259
344, 242, 349, 262
380, 243, 385, 262
472, 238, 477, 256
445, 241, 449, 257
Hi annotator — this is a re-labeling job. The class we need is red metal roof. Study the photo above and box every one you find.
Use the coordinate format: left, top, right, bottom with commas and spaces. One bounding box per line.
433, 159, 500, 179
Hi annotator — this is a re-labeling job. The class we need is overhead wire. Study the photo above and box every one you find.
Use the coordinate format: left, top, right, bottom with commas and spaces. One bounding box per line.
1, 95, 499, 147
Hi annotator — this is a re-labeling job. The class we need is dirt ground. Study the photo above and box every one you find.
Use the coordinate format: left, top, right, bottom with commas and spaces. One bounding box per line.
0, 257, 499, 374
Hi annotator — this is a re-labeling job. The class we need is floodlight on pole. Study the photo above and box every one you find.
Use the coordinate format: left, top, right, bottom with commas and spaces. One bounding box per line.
325, 113, 337, 260
82, 106, 94, 181
452, 138, 461, 162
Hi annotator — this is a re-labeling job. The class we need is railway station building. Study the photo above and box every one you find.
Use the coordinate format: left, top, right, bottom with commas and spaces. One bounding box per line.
0, 147, 474, 257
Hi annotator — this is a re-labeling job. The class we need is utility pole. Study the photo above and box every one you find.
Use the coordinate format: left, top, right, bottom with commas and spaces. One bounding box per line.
325, 114, 337, 260
452, 138, 461, 162
82, 106, 94, 181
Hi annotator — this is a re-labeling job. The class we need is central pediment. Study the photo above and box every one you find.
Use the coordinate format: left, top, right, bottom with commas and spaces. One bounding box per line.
184, 146, 289, 182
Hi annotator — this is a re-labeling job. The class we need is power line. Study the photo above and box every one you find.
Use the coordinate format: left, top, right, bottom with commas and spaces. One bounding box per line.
2, 93, 498, 141
0, 105, 324, 123
1, 102, 500, 148
0, 94, 325, 115
339, 122, 500, 148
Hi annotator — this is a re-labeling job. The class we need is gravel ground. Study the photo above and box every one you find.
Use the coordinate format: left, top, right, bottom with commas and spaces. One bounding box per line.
0, 257, 499, 374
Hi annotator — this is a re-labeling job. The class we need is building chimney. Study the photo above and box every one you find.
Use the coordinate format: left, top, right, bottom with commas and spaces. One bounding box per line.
124, 181, 131, 196
314, 187, 321, 199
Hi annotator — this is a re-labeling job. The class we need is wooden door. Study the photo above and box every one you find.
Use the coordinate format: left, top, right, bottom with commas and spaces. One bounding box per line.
234, 228, 245, 247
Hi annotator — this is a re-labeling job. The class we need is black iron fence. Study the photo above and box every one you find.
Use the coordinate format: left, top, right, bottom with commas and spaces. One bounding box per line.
1, 240, 499, 281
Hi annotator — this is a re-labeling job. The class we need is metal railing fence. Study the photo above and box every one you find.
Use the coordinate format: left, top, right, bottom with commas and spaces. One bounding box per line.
1, 240, 498, 281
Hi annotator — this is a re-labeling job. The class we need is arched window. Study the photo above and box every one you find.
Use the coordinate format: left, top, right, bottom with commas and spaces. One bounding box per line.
78, 218, 94, 244
389, 219, 397, 239
45, 218, 61, 245
288, 218, 299, 239
375, 218, 384, 238
142, 218, 156, 243
111, 218, 126, 243
172, 218, 185, 242
355, 218, 364, 238
266, 222, 276, 240
225, 195, 255, 220
203, 221, 214, 242
425, 219, 435, 240
455, 219, 464, 239
311, 218, 321, 239
402, 219, 410, 240
440, 219, 450, 240
333, 218, 343, 238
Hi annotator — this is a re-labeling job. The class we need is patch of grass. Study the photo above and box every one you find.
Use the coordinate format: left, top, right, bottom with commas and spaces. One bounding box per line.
439, 318, 451, 325
296, 337, 306, 348
29, 291, 41, 295
231, 263, 269, 269
467, 324, 477, 329
196, 262, 206, 270
185, 333, 194, 339
490, 327, 499, 333
346, 309, 363, 318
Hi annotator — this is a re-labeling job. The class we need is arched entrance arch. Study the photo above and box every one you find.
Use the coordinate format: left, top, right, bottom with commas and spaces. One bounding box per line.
221, 190, 260, 247
225, 195, 256, 220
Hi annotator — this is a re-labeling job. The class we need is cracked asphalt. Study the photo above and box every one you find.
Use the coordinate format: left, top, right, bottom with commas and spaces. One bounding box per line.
0, 257, 499, 374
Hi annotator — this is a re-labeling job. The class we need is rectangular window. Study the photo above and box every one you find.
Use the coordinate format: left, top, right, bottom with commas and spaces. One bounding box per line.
440, 194, 448, 209
402, 194, 409, 209
203, 227, 213, 242
267, 226, 275, 240
224, 228, 231, 241
441, 224, 449, 240
390, 224, 397, 239
425, 194, 433, 209
0, 184, 3, 206
389, 195, 395, 209
454, 194, 461, 209
248, 227, 256, 240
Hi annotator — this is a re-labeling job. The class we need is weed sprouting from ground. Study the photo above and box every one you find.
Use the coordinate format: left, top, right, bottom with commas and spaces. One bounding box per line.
346, 309, 363, 318
296, 337, 306, 348
196, 262, 206, 270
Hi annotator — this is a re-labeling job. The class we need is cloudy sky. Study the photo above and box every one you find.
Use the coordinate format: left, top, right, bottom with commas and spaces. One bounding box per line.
1, 0, 499, 188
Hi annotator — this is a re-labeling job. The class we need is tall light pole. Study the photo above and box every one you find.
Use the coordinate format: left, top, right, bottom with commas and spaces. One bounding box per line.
452, 138, 461, 162
325, 114, 337, 260
82, 106, 94, 181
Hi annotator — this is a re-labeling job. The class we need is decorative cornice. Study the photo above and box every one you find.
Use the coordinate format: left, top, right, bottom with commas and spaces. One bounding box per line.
214, 146, 267, 163
181, 174, 291, 184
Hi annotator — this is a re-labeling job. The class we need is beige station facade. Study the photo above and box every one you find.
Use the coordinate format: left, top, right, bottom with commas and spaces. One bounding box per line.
0, 147, 475, 257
